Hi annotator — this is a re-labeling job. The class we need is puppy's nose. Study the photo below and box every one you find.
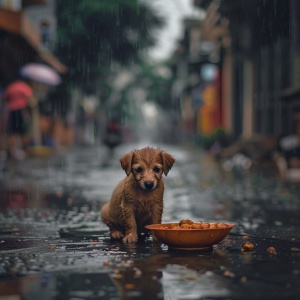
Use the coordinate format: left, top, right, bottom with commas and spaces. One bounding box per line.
144, 181, 154, 190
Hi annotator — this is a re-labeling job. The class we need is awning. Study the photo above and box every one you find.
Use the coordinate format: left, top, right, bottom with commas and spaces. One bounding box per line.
0, 8, 67, 74
38, 48, 68, 74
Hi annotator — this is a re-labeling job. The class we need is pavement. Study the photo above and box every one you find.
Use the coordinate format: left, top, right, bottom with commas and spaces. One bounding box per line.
0, 142, 300, 300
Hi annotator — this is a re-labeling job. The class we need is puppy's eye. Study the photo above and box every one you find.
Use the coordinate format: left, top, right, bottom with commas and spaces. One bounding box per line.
153, 166, 161, 173
135, 167, 143, 173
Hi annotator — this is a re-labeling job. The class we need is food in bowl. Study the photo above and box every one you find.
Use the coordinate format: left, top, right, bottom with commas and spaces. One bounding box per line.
161, 219, 232, 230
145, 219, 235, 250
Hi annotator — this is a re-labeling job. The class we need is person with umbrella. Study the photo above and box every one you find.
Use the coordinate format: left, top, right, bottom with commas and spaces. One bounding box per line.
19, 63, 62, 155
2, 80, 37, 160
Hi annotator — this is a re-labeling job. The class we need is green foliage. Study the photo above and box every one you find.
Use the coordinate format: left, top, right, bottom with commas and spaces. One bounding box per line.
137, 63, 173, 106
55, 0, 164, 91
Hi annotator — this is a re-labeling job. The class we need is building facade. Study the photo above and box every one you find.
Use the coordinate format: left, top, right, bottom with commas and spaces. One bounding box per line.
178, 0, 300, 142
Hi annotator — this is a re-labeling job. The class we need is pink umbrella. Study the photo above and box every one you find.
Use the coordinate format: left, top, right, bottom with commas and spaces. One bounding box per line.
20, 63, 62, 86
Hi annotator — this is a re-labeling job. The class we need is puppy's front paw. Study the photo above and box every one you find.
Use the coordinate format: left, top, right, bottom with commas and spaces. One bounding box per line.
122, 232, 138, 243
111, 230, 124, 239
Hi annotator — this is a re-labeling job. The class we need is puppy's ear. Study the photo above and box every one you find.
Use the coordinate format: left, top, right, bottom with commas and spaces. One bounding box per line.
161, 151, 175, 176
119, 152, 133, 176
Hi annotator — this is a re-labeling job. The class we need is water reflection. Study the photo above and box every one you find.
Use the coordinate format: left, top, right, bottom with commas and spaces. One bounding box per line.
161, 264, 229, 299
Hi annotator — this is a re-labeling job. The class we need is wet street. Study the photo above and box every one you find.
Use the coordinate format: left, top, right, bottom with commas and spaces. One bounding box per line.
0, 142, 300, 300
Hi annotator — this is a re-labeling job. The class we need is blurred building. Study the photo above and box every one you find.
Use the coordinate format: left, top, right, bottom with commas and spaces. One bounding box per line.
169, 15, 222, 145
0, 0, 66, 86
0, 0, 70, 151
171, 0, 300, 146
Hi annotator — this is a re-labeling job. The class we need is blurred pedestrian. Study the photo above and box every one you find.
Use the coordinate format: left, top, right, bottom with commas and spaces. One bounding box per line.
2, 80, 37, 160
103, 116, 123, 154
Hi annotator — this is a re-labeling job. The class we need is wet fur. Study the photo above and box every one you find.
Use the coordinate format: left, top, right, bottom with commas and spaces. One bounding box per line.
101, 147, 175, 243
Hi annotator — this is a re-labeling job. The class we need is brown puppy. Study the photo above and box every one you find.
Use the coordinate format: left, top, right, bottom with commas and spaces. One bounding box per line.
101, 146, 175, 243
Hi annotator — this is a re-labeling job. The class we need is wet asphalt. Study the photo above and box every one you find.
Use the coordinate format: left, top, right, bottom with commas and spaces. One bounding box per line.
0, 142, 300, 300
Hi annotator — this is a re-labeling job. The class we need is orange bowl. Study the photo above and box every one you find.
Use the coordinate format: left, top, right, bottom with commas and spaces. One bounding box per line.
145, 222, 236, 250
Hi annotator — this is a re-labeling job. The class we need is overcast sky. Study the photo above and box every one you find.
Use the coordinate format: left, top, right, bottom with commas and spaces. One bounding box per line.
146, 0, 202, 62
